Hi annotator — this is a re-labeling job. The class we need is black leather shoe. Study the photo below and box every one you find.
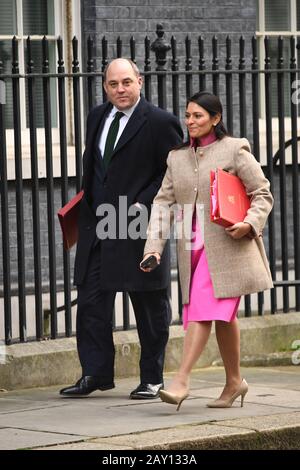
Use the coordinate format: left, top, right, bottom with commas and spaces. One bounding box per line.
130, 382, 163, 399
59, 376, 115, 397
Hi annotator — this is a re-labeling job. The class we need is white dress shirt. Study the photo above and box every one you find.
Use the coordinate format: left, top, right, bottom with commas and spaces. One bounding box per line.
99, 97, 140, 157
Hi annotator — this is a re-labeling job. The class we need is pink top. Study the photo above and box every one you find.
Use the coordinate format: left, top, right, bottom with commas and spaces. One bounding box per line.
190, 130, 217, 148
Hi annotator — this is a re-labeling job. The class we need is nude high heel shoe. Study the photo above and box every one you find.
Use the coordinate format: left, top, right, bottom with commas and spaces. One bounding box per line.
206, 379, 248, 408
159, 389, 189, 411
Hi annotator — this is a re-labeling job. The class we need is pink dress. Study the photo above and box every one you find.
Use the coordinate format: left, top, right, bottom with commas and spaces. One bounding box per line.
182, 133, 240, 330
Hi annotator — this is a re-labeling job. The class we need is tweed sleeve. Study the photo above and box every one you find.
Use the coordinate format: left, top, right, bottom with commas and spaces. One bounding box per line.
234, 138, 274, 237
143, 151, 177, 255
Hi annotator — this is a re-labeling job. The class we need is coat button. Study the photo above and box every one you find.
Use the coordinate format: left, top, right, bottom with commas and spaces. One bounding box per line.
199, 151, 204, 156
194, 187, 197, 192
194, 168, 198, 172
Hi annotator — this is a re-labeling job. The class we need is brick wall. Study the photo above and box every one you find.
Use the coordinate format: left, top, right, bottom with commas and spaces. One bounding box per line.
81, 0, 257, 62
80, 0, 257, 137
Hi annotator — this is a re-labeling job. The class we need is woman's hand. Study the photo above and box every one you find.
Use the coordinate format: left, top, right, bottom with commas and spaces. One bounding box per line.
225, 222, 252, 239
140, 253, 161, 272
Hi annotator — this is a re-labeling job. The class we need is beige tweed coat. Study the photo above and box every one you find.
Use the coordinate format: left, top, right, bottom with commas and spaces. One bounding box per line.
144, 136, 274, 303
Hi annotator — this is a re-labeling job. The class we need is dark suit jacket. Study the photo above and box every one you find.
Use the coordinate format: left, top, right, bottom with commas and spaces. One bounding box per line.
74, 96, 183, 290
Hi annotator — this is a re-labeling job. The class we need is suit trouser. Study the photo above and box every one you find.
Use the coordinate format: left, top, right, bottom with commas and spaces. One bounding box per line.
76, 244, 171, 384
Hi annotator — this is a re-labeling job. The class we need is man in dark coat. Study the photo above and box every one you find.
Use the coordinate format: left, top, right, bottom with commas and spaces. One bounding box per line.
60, 58, 183, 399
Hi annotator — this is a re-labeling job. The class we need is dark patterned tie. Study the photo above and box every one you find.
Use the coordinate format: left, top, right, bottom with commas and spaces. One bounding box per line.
103, 111, 124, 169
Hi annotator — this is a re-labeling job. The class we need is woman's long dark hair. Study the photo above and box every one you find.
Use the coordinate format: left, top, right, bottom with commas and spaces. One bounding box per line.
176, 91, 229, 149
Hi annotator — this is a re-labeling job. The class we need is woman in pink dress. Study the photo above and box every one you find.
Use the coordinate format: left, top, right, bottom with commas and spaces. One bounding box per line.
141, 92, 273, 410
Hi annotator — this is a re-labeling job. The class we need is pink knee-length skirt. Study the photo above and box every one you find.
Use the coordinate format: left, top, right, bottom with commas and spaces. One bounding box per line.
182, 215, 240, 330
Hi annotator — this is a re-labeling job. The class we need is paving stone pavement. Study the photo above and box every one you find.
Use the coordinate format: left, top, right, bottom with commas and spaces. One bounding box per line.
0, 366, 300, 451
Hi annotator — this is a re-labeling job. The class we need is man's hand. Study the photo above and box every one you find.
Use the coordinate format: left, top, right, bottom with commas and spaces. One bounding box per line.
225, 222, 252, 239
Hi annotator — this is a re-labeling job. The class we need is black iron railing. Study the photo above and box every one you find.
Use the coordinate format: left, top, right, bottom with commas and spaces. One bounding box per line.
0, 24, 299, 344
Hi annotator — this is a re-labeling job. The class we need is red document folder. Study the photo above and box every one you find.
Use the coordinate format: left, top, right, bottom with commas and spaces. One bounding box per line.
210, 169, 250, 228
57, 190, 84, 250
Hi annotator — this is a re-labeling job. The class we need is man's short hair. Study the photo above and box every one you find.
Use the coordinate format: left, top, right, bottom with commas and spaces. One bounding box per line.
103, 58, 141, 82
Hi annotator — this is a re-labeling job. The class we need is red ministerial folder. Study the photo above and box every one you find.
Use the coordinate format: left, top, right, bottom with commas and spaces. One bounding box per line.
210, 168, 251, 228
57, 190, 84, 250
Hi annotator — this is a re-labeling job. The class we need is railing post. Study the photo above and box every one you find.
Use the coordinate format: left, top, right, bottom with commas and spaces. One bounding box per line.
277, 36, 289, 312
130, 36, 136, 63
251, 35, 264, 315
198, 36, 206, 91
117, 36, 122, 58
171, 35, 179, 117
264, 36, 277, 314
42, 35, 57, 338
185, 35, 193, 99
144, 36, 152, 102
122, 293, 130, 330
102, 36, 108, 102
212, 36, 219, 96
72, 36, 82, 192
57, 36, 72, 336
26, 36, 43, 333
238, 35, 250, 315
87, 36, 95, 112
0, 54, 12, 344
12, 36, 27, 340
239, 35, 246, 138
225, 36, 233, 135
151, 23, 170, 109
251, 36, 260, 161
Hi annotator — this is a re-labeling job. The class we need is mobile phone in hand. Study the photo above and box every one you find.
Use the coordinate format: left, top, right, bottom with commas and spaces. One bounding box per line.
140, 255, 159, 270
